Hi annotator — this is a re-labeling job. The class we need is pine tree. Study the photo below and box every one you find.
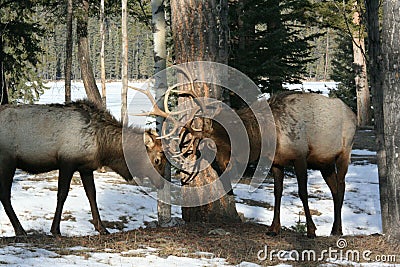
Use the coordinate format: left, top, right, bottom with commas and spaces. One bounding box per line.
229, 0, 320, 93
171, 0, 241, 223
0, 0, 46, 104
329, 33, 356, 113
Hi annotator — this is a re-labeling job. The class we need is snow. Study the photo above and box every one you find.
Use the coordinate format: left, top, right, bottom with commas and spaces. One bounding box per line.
352, 149, 377, 156
0, 244, 234, 267
37, 81, 154, 126
234, 163, 381, 236
283, 81, 339, 96
0, 82, 385, 266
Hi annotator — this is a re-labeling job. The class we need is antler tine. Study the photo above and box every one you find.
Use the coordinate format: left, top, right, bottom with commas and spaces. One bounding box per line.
165, 65, 219, 120
171, 137, 198, 158
170, 125, 203, 160
157, 122, 182, 139
128, 111, 157, 117
128, 85, 169, 118
163, 82, 193, 114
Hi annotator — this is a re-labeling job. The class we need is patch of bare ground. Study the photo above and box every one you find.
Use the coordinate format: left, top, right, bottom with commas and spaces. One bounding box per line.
1, 224, 399, 266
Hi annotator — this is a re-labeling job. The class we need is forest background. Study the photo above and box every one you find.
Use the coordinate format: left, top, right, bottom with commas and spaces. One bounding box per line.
0, 0, 365, 115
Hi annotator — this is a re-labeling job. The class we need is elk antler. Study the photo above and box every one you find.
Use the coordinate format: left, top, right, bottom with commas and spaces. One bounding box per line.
128, 84, 189, 140
128, 65, 215, 182
128, 65, 206, 141
128, 85, 169, 118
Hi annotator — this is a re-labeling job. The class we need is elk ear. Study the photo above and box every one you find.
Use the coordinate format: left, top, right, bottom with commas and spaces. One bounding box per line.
144, 129, 158, 149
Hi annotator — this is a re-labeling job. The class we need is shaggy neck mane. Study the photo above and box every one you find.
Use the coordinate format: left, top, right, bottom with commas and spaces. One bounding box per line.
58, 100, 144, 165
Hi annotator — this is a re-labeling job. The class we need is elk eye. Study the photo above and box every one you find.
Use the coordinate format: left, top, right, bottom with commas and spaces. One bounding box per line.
155, 158, 160, 165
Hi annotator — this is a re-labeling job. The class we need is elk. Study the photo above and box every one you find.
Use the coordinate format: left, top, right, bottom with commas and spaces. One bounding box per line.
131, 76, 356, 238
188, 92, 357, 238
0, 100, 166, 236
258, 93, 355, 237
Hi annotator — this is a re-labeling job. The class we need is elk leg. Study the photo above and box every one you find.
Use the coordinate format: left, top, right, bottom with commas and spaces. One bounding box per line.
51, 167, 74, 236
320, 163, 342, 236
79, 171, 109, 235
267, 165, 284, 236
332, 152, 350, 236
0, 163, 26, 236
294, 159, 316, 238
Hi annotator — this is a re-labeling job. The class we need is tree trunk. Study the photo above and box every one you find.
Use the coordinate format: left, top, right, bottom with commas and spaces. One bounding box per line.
121, 0, 128, 123
323, 29, 329, 81
0, 39, 8, 105
0, 68, 8, 105
171, 0, 240, 223
100, 0, 106, 107
365, 0, 388, 234
77, 0, 102, 108
152, 0, 172, 225
65, 0, 73, 104
352, 8, 371, 126
381, 0, 400, 241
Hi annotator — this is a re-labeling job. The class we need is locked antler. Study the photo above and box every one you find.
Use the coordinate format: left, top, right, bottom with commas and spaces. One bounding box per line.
128, 83, 194, 139
128, 65, 206, 139
128, 65, 211, 181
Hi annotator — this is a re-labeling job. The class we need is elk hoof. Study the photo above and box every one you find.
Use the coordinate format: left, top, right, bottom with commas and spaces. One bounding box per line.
98, 228, 110, 235
266, 231, 278, 237
51, 232, 62, 238
307, 233, 317, 239
330, 230, 343, 236
15, 229, 27, 237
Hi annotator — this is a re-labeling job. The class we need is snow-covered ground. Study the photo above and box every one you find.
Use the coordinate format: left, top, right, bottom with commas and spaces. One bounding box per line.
0, 82, 383, 266
0, 244, 242, 267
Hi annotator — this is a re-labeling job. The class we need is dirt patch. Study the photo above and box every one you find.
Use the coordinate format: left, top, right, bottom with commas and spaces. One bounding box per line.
240, 198, 274, 210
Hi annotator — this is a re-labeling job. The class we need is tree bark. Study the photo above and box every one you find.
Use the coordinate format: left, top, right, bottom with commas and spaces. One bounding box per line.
365, 0, 388, 234
100, 0, 106, 107
381, 0, 400, 241
77, 0, 102, 108
0, 69, 8, 105
121, 0, 128, 124
352, 7, 371, 126
0, 38, 8, 105
171, 0, 240, 223
152, 0, 172, 225
323, 29, 329, 81
65, 0, 73, 104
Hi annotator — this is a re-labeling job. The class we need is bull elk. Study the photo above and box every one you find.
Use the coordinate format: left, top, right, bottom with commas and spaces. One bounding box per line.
266, 92, 356, 237
202, 92, 356, 238
0, 100, 166, 236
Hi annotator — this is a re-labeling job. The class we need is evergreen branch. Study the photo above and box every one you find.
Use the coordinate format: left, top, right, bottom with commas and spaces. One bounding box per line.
0, 0, 15, 9
137, 0, 151, 29
334, 1, 368, 63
